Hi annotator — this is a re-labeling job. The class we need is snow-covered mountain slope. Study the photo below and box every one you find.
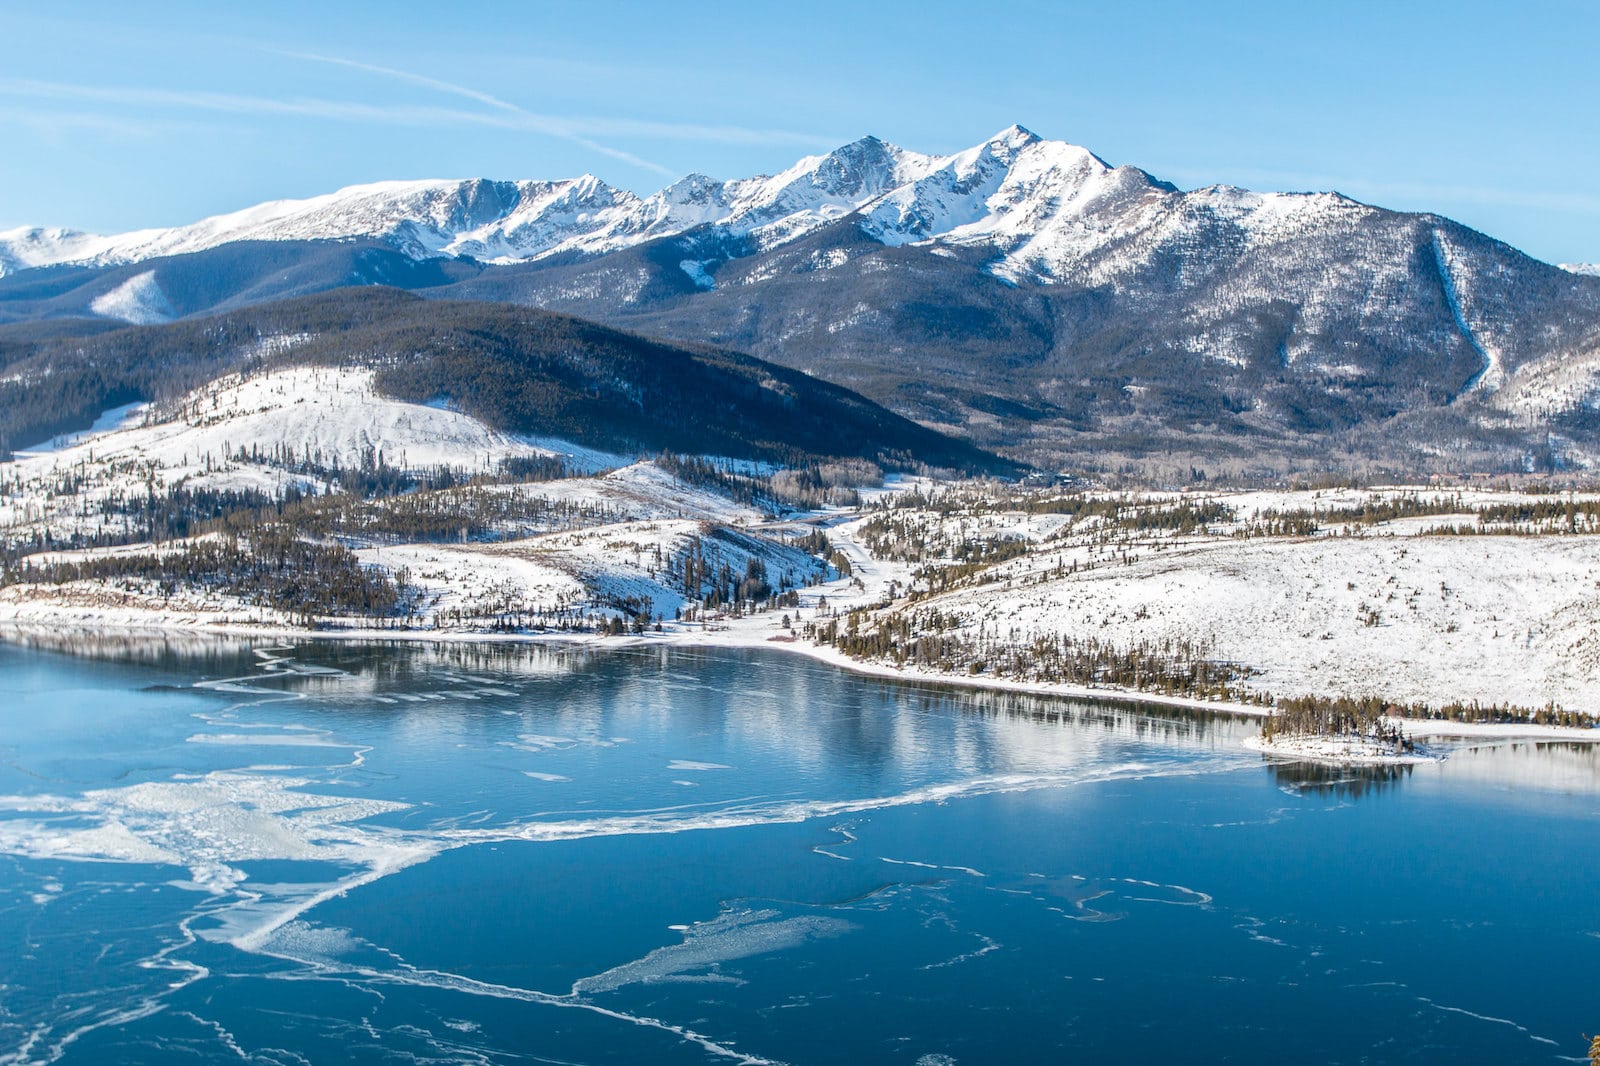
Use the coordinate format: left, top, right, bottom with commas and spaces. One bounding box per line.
0, 134, 945, 276
365, 516, 816, 629
1563, 263, 1600, 277
0, 287, 1011, 477
0, 363, 817, 632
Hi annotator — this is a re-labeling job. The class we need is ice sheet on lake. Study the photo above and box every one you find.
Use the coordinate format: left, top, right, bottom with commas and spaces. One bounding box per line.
572, 908, 853, 995
186, 732, 350, 747
501, 733, 626, 753
461, 766, 1172, 848
260, 920, 365, 963
0, 772, 413, 895
1025, 873, 1215, 923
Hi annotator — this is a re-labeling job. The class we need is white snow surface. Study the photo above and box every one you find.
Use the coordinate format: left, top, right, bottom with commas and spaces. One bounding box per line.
89, 270, 176, 324
1559, 263, 1600, 277
1242, 733, 1437, 765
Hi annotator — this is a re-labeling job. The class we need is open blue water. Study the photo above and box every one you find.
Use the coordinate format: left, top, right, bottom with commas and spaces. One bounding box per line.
1, 632, 1597, 1065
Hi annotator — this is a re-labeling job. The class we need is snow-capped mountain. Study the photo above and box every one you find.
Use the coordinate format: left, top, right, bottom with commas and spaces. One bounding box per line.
0, 131, 939, 276
1562, 263, 1600, 277
1, 133, 945, 275
2, 125, 1501, 286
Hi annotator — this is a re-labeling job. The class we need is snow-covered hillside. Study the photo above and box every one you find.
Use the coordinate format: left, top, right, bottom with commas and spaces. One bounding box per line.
0, 355, 838, 636
0, 363, 821, 634
0, 367, 615, 543
365, 519, 820, 630
927, 528, 1600, 711
820, 486, 1600, 715
14, 365, 576, 468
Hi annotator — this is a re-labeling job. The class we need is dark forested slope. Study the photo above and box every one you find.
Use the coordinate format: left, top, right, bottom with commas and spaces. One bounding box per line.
0, 287, 1014, 474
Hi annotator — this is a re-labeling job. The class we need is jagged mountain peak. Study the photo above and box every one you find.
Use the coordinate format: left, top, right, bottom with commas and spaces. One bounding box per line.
658, 173, 723, 203
985, 123, 1043, 151
808, 135, 907, 194
760, 134, 937, 199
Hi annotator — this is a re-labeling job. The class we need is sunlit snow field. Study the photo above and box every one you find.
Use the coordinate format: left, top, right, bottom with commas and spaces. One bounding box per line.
1, 635, 1597, 1065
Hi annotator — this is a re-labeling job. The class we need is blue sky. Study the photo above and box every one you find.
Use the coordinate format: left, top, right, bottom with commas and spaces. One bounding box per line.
2, 0, 1597, 263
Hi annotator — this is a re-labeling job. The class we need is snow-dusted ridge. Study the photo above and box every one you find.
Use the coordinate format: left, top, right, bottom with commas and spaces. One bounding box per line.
0, 177, 643, 273
0, 136, 956, 273
8, 125, 1551, 286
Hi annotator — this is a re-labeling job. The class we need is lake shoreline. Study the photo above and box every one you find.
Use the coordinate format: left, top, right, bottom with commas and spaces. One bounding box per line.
4, 611, 1595, 751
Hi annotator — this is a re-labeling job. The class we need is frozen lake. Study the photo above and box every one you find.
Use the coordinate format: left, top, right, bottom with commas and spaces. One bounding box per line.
1, 633, 1596, 1064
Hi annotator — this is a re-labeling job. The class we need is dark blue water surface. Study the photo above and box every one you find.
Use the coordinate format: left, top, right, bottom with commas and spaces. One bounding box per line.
1, 632, 1597, 1065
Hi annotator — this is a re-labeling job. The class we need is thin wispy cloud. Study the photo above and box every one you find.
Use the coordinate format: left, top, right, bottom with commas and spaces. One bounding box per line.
0, 77, 676, 177
0, 57, 836, 184
272, 52, 674, 176
277, 51, 528, 114
278, 51, 834, 148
